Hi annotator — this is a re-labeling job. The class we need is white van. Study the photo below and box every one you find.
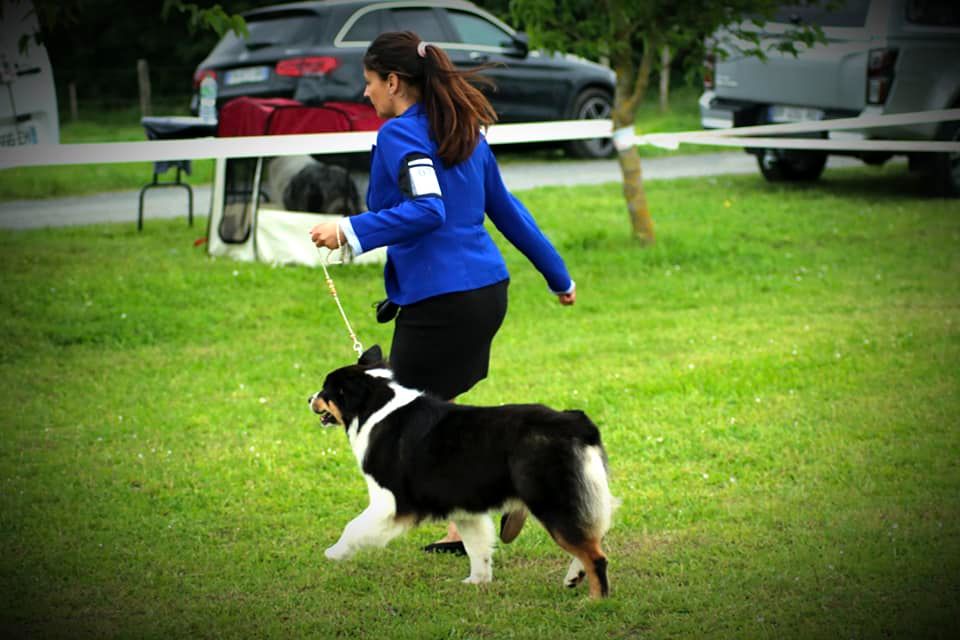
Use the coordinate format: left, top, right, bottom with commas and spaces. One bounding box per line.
0, 0, 59, 148
700, 0, 960, 196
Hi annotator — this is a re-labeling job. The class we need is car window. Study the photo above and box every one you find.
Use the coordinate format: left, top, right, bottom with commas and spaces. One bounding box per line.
389, 8, 447, 43
343, 9, 393, 41
211, 12, 324, 56
447, 10, 512, 48
905, 0, 960, 27
764, 0, 871, 28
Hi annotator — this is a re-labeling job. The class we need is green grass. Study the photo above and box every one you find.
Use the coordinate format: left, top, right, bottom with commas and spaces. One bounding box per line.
0, 86, 707, 201
2, 166, 959, 638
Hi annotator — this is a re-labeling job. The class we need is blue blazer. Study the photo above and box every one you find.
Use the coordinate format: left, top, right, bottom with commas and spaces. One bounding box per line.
341, 102, 573, 306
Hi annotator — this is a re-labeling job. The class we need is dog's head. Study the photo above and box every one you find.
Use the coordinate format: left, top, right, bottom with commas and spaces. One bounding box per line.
308, 345, 392, 428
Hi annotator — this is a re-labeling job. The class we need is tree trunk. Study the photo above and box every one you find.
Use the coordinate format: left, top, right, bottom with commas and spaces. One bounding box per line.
612, 48, 655, 245
616, 143, 654, 244
659, 45, 672, 113
137, 59, 152, 118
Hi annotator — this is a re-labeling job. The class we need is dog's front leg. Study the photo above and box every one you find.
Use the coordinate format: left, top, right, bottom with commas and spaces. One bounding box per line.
454, 515, 496, 584
325, 507, 390, 560
325, 489, 408, 560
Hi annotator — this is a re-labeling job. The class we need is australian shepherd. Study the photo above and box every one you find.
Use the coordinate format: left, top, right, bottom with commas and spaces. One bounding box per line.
308, 346, 616, 598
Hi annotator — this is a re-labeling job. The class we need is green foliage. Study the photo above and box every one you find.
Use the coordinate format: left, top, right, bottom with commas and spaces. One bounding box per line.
1, 167, 959, 637
30, 1, 254, 105
162, 0, 247, 38
510, 0, 825, 117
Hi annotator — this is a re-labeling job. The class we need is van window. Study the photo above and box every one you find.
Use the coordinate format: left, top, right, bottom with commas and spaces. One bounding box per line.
447, 11, 512, 48
905, 0, 960, 27
766, 0, 871, 28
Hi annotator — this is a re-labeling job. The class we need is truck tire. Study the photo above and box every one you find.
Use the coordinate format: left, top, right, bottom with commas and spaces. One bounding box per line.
565, 88, 615, 159
757, 148, 827, 182
930, 119, 960, 198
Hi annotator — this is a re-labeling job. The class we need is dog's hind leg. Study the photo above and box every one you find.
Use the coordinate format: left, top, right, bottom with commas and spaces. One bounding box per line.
551, 535, 609, 598
453, 515, 496, 585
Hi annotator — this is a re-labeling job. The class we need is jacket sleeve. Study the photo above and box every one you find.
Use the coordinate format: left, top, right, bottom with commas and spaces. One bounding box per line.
482, 143, 573, 294
342, 121, 445, 254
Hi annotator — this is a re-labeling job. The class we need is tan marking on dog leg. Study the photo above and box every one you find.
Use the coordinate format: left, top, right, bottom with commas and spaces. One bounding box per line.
551, 534, 609, 599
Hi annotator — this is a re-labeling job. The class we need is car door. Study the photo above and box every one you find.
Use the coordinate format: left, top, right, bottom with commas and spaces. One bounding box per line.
438, 8, 569, 122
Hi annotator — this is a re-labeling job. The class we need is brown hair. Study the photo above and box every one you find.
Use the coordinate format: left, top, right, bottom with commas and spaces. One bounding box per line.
363, 31, 498, 166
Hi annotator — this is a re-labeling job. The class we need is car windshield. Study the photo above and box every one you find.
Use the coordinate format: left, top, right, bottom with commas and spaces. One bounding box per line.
760, 0, 871, 28
210, 11, 324, 56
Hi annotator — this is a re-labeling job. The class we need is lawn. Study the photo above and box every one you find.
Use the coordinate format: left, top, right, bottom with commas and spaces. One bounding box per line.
1, 165, 959, 638
0, 86, 706, 201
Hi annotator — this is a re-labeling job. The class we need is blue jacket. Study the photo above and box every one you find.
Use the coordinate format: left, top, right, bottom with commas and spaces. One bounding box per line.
341, 102, 573, 306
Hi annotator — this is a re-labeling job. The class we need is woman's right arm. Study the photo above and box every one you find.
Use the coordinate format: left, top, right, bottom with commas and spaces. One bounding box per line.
339, 122, 446, 254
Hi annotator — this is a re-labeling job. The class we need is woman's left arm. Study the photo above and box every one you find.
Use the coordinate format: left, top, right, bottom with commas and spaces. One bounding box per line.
482, 144, 575, 303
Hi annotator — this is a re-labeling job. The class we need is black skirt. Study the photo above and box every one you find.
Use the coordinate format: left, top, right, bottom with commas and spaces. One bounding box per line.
390, 280, 508, 400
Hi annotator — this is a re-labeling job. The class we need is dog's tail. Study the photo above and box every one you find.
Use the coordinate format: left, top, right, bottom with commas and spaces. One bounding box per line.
542, 443, 617, 599
579, 444, 617, 541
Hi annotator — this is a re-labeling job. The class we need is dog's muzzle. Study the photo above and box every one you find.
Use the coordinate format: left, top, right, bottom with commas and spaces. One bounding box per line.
308, 392, 338, 426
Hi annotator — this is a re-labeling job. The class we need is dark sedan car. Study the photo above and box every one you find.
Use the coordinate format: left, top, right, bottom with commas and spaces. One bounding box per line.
191, 0, 616, 157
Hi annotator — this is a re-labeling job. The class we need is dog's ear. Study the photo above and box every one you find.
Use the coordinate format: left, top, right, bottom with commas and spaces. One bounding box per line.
358, 344, 384, 366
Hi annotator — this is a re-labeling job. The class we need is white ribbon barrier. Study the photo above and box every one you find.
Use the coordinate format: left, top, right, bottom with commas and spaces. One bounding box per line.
636, 108, 960, 152
1, 108, 957, 171
0, 119, 613, 170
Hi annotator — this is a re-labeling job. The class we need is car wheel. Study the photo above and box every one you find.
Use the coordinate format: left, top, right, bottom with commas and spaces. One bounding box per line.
565, 88, 615, 159
930, 119, 960, 198
757, 148, 827, 182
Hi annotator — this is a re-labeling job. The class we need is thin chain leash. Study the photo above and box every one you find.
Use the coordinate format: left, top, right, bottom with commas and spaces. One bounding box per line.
317, 230, 364, 359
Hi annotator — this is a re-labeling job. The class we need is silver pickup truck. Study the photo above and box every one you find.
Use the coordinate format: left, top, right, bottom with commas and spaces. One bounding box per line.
699, 0, 960, 196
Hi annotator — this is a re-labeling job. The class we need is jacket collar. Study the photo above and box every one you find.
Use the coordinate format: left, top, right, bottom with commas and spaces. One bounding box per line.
397, 102, 424, 118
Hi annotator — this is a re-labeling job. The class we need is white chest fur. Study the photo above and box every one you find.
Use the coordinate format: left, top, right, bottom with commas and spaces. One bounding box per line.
346, 380, 421, 466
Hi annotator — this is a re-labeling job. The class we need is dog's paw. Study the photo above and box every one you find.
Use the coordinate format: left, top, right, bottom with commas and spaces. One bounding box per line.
325, 544, 351, 561
462, 574, 492, 585
564, 570, 586, 589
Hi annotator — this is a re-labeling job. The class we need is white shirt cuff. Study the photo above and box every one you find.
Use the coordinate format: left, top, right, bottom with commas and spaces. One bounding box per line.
338, 217, 363, 255
551, 279, 575, 295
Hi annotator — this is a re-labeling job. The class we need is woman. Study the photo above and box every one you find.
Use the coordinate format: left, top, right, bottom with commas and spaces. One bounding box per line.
310, 31, 575, 554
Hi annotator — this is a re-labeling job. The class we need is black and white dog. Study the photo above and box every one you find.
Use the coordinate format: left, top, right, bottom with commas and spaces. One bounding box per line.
308, 346, 616, 598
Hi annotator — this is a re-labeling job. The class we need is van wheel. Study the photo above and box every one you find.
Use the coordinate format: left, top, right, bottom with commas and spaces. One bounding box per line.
757, 148, 827, 182
565, 89, 615, 159
930, 120, 960, 197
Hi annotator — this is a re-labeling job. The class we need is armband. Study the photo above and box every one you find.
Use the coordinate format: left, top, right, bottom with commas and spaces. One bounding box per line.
399, 153, 442, 199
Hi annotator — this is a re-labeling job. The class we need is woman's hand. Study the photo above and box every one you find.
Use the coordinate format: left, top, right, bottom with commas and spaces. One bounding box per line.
557, 287, 576, 306
310, 222, 344, 250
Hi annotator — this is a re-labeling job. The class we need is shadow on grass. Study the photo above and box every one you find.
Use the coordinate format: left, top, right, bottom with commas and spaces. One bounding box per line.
762, 163, 940, 201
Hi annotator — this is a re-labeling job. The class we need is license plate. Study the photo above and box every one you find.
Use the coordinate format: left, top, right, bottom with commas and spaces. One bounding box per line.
0, 123, 38, 147
768, 105, 824, 123
224, 66, 270, 85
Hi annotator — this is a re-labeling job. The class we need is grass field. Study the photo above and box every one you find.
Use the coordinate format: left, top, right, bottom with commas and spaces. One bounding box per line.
0, 87, 706, 201
1, 165, 959, 638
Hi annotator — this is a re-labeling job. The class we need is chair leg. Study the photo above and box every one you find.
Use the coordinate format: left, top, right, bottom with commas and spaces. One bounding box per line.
139, 167, 195, 230
186, 184, 194, 227
138, 184, 149, 231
